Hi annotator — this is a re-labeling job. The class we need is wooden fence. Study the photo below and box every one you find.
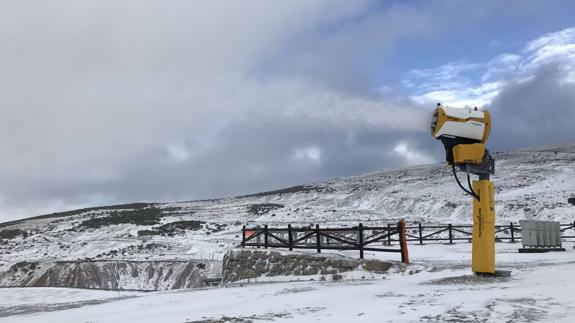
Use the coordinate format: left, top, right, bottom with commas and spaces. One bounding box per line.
241, 221, 575, 259
241, 221, 409, 262
403, 222, 575, 244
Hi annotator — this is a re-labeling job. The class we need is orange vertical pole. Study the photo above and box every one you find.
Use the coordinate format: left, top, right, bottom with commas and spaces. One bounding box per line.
398, 219, 409, 264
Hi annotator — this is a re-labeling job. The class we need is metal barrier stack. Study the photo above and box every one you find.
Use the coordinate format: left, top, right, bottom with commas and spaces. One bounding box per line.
519, 220, 566, 253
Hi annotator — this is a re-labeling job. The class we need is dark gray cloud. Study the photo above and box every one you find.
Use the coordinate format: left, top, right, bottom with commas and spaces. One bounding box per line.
0, 0, 572, 221
490, 64, 575, 151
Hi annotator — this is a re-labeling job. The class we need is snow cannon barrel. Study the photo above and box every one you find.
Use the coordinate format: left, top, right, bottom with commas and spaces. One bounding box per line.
431, 103, 491, 165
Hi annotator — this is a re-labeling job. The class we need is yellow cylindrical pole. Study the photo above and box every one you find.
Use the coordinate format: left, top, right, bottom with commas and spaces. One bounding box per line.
472, 179, 495, 274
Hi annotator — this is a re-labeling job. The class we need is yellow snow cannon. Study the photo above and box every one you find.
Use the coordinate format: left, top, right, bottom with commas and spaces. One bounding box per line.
431, 103, 496, 276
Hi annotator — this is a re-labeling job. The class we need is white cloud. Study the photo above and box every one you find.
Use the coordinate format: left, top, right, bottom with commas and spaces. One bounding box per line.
405, 26, 575, 107
292, 147, 322, 164
166, 143, 191, 164
524, 27, 575, 83
411, 81, 503, 108
393, 141, 435, 166
526, 27, 575, 52
405, 61, 483, 91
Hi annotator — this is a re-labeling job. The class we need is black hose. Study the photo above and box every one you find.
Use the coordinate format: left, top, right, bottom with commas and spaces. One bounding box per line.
467, 173, 480, 201
452, 164, 480, 201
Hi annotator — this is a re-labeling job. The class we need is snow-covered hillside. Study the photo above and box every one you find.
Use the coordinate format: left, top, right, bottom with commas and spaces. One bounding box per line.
0, 143, 574, 275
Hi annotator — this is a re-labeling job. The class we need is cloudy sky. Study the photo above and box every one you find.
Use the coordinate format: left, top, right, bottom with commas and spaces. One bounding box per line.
1, 0, 575, 221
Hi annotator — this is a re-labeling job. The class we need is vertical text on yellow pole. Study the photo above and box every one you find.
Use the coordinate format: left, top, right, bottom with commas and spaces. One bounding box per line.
472, 179, 495, 274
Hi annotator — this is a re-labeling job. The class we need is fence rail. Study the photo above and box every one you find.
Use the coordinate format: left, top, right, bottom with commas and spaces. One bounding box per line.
241, 221, 575, 258
402, 222, 575, 244
242, 221, 410, 262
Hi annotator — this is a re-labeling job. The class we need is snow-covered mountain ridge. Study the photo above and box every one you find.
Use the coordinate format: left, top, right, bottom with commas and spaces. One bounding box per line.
1, 143, 574, 274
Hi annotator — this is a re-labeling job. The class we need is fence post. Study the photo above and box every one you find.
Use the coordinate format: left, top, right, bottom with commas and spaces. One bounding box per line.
387, 223, 392, 245
358, 223, 364, 259
510, 222, 515, 243
241, 225, 246, 247
315, 224, 321, 253
288, 224, 293, 251
448, 223, 453, 244
398, 219, 409, 264
418, 222, 423, 245
264, 225, 268, 249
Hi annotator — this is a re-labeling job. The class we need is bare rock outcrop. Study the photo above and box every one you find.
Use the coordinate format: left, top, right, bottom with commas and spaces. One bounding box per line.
222, 249, 393, 282
0, 260, 210, 290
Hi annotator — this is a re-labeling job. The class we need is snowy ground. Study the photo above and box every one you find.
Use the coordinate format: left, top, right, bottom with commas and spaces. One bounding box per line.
2, 242, 575, 323
0, 288, 142, 318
